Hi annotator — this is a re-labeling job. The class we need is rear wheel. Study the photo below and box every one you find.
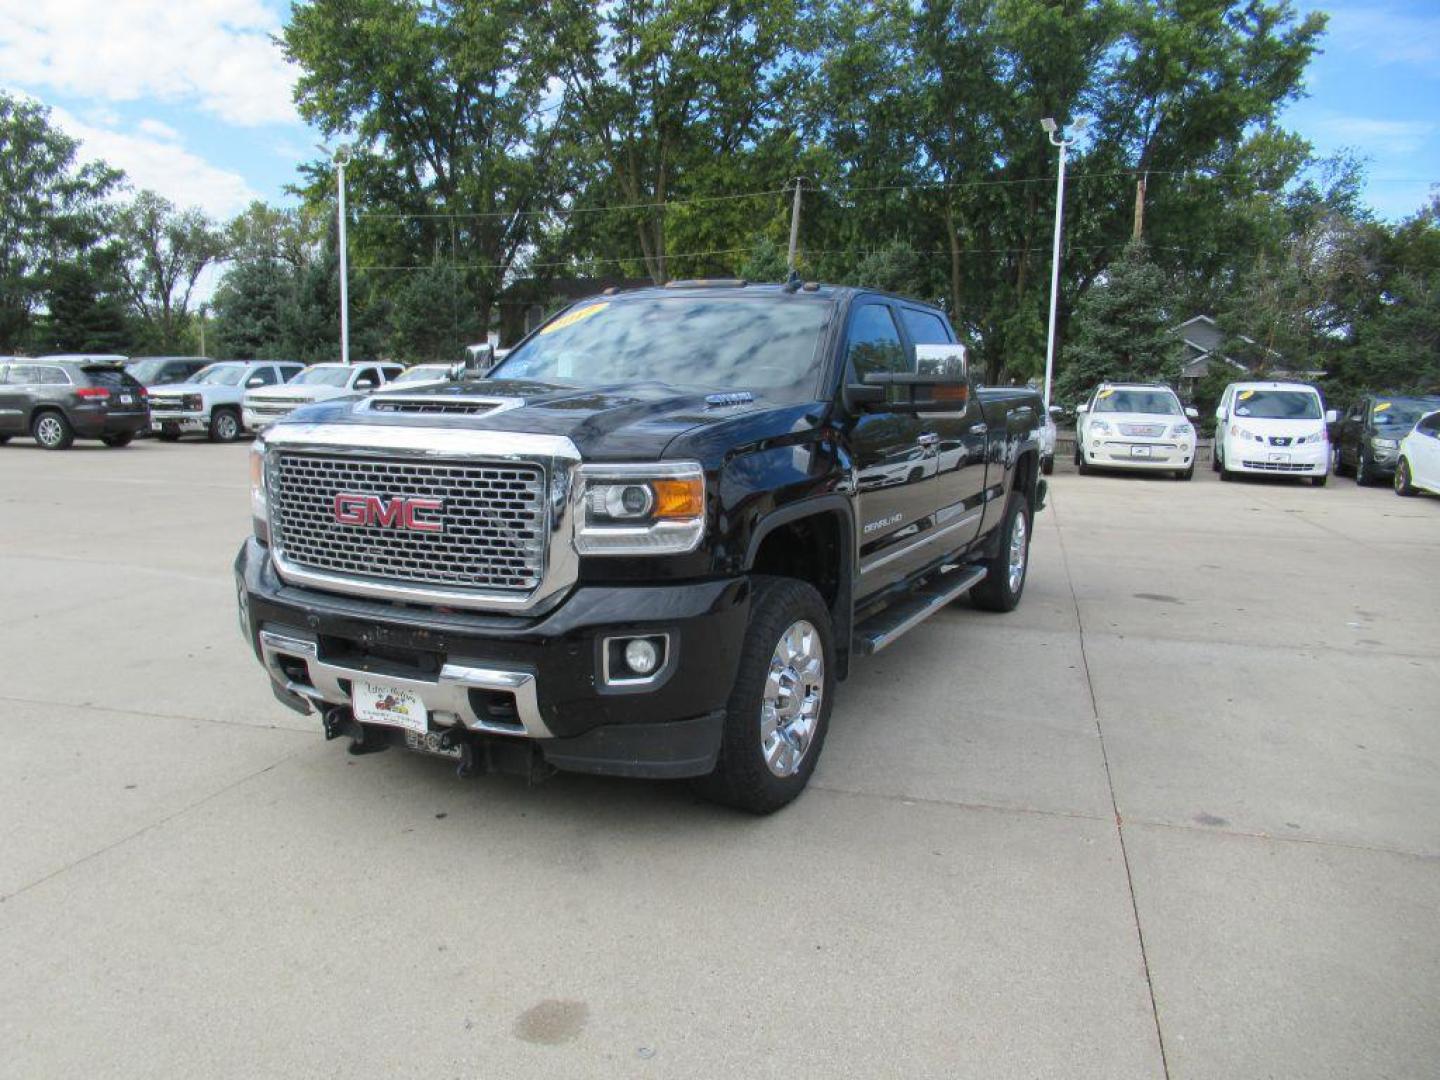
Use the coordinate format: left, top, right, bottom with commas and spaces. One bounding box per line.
969, 491, 1031, 613
0, 435, 10, 445
1041, 454, 1054, 476
1355, 449, 1374, 486
1395, 458, 1417, 497
1331, 443, 1348, 477
209, 408, 241, 443
101, 432, 134, 448
693, 577, 835, 814
157, 428, 181, 442
32, 410, 73, 450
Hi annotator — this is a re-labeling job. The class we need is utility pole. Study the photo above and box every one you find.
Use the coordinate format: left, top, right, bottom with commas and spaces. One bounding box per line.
1132, 172, 1148, 240
334, 144, 353, 365
787, 177, 804, 273
1040, 117, 1089, 412
198, 304, 207, 357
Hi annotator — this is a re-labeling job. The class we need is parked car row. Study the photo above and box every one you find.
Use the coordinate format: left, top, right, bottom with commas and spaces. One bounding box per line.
0, 355, 459, 450
1069, 378, 1440, 498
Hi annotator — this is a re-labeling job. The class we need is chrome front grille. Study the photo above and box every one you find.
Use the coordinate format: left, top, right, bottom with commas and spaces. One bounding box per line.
149, 396, 183, 412
1118, 423, 1166, 437
270, 452, 547, 593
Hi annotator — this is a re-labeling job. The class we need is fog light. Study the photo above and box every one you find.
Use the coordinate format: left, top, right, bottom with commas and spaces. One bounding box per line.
624, 638, 659, 675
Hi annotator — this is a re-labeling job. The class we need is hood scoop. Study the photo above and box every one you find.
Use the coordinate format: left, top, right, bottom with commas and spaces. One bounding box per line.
362, 394, 525, 417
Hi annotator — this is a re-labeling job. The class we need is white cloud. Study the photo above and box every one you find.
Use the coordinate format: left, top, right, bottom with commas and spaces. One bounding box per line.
0, 0, 298, 126
51, 106, 257, 219
1323, 115, 1435, 156
1325, 5, 1440, 71
137, 118, 182, 142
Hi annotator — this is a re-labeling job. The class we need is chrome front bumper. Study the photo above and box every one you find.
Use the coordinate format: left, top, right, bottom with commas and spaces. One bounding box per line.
258, 629, 552, 738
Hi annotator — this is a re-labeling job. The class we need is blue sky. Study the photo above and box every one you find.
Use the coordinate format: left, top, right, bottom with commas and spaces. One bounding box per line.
1, 0, 1436, 223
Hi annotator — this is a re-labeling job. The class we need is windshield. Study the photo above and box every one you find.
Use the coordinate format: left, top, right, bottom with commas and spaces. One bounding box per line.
290, 367, 354, 387
1372, 398, 1440, 428
193, 365, 244, 386
394, 366, 445, 384
490, 295, 834, 399
125, 359, 165, 383
1232, 389, 1321, 420
1092, 389, 1182, 415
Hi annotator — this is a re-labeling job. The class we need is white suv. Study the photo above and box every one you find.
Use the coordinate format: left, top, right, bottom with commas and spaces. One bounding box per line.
243, 362, 404, 431
1075, 383, 1199, 479
1213, 381, 1334, 486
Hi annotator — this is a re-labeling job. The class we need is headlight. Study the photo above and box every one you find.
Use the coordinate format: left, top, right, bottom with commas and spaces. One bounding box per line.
1372, 437, 1399, 450
184, 393, 204, 411
1088, 419, 1111, 435
1230, 425, 1260, 441
576, 463, 705, 555
1171, 423, 1194, 438
1297, 429, 1327, 444
249, 440, 269, 543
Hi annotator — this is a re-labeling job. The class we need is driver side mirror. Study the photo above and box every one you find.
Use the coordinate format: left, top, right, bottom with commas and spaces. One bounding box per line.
847, 344, 970, 414
1075, 404, 1088, 415
246, 377, 264, 388
1185, 406, 1199, 420
1325, 409, 1339, 425
1215, 406, 1227, 421
354, 377, 377, 390
1048, 405, 1063, 417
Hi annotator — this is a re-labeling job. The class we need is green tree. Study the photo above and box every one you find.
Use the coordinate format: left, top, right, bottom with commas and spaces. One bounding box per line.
29, 253, 131, 354
115, 191, 225, 351
0, 92, 123, 350
1056, 239, 1177, 400
388, 261, 481, 362
210, 202, 322, 359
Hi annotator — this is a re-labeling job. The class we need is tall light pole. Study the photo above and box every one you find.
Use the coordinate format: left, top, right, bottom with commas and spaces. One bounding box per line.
1040, 116, 1087, 411
333, 144, 353, 365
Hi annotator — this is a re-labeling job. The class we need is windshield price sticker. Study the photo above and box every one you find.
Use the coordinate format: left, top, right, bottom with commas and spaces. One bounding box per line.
1375, 401, 1391, 413
1097, 389, 1115, 399
540, 302, 609, 336
1238, 390, 1255, 401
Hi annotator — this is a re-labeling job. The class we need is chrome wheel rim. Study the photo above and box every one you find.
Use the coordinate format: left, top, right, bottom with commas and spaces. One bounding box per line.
760, 619, 824, 778
1008, 511, 1028, 594
217, 414, 238, 439
36, 417, 62, 446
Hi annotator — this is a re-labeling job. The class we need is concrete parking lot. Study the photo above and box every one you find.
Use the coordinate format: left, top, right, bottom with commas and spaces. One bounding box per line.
2, 440, 1437, 1079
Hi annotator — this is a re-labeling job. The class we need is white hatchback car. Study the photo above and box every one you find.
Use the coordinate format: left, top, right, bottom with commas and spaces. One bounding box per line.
1214, 381, 1334, 486
1075, 383, 1199, 479
1395, 409, 1440, 496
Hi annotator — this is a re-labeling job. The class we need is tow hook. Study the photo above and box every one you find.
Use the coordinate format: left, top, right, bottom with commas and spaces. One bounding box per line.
322, 705, 388, 755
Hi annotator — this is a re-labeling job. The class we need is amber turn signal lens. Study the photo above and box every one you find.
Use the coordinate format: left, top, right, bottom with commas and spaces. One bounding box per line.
651, 477, 704, 519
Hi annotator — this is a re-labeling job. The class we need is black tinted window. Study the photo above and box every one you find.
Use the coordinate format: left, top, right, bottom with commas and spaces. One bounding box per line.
84, 368, 143, 390
249, 366, 278, 387
901, 309, 950, 346
846, 305, 907, 379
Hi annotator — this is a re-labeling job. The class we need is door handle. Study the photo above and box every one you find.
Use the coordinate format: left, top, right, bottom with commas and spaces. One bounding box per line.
917, 432, 940, 447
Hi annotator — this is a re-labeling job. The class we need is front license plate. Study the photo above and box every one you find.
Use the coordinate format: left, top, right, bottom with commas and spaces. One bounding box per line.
1268, 453, 1290, 463
1130, 445, 1151, 458
351, 679, 428, 734
405, 730, 463, 759
151, 420, 163, 430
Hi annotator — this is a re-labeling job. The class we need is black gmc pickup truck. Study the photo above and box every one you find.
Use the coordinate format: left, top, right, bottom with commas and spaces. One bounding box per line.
236, 282, 1045, 812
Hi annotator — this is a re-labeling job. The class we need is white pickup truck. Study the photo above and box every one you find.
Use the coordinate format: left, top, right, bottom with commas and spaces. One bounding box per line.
244, 362, 404, 432
149, 360, 303, 442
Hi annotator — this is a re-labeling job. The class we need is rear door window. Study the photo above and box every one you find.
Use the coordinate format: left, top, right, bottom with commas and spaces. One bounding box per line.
900, 308, 952, 346
35, 366, 71, 385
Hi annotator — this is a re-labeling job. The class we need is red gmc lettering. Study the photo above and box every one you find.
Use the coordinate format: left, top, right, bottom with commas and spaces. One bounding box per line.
332, 493, 444, 532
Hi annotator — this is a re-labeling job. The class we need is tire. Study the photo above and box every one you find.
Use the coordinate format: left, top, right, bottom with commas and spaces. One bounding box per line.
32, 410, 74, 450
0, 435, 10, 445
692, 577, 835, 814
157, 429, 182, 442
1176, 464, 1195, 481
969, 491, 1031, 613
1355, 450, 1373, 486
1395, 458, 1417, 497
1041, 454, 1054, 476
1311, 473, 1327, 487
1073, 442, 1082, 467
209, 408, 241, 443
101, 432, 134, 448
1212, 442, 1221, 472
1331, 444, 1348, 478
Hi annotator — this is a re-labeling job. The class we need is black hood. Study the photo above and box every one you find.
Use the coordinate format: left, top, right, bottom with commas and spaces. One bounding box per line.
277, 378, 816, 463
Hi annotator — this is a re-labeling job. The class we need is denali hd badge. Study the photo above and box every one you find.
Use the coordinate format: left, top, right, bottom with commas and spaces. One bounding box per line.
333, 493, 444, 533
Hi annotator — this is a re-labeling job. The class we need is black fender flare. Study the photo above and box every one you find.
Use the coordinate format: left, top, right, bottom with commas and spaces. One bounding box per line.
743, 493, 858, 679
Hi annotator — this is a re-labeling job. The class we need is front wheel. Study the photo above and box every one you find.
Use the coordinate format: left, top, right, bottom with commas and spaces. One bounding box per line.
1395, 458, 1417, 497
209, 409, 241, 443
1355, 450, 1374, 486
101, 432, 134, 448
969, 491, 1031, 613
693, 577, 835, 814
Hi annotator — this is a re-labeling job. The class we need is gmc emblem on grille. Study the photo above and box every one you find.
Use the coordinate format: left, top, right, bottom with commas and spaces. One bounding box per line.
333, 493, 444, 533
